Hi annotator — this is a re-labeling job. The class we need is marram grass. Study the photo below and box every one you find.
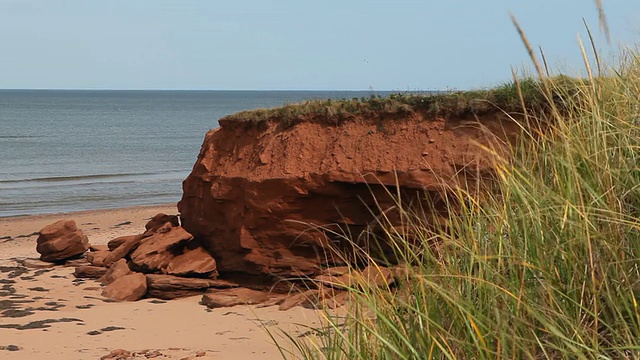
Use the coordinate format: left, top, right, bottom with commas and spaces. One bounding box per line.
272, 50, 640, 359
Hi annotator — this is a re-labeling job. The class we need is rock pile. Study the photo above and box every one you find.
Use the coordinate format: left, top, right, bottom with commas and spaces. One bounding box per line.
35, 214, 397, 310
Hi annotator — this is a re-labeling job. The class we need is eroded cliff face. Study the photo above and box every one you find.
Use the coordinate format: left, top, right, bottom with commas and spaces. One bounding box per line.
178, 112, 518, 278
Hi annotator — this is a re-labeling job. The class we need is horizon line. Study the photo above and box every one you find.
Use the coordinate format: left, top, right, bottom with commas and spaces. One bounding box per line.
0, 88, 442, 92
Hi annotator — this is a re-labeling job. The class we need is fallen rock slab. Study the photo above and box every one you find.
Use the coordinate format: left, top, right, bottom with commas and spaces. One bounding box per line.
102, 273, 147, 301
146, 274, 237, 300
87, 250, 110, 267
165, 245, 217, 278
21, 258, 56, 269
36, 220, 90, 262
99, 259, 132, 285
129, 226, 193, 273
103, 234, 143, 267
201, 288, 269, 308
73, 265, 108, 279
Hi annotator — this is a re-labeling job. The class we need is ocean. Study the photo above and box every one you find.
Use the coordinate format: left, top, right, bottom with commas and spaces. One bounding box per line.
0, 90, 390, 218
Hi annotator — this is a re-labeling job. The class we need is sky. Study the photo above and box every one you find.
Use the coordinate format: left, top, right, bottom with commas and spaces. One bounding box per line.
0, 0, 638, 90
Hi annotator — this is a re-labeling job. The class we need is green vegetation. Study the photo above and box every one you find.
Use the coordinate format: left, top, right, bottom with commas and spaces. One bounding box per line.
272, 19, 640, 360
220, 77, 584, 127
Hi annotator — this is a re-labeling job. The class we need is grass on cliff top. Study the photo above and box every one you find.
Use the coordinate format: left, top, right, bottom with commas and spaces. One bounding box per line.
220, 76, 585, 126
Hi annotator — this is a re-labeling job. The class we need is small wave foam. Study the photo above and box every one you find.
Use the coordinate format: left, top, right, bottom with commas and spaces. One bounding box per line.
0, 135, 46, 139
0, 170, 188, 185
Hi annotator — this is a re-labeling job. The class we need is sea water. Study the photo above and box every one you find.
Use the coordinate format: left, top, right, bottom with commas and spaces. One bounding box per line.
0, 90, 390, 217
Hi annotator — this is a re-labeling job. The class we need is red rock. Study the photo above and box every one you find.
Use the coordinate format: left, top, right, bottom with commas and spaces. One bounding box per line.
360, 265, 394, 288
314, 274, 351, 289
36, 220, 90, 262
165, 245, 217, 277
322, 266, 350, 276
90, 244, 109, 252
103, 235, 143, 267
21, 258, 56, 269
200, 288, 269, 308
64, 258, 90, 267
102, 273, 147, 301
315, 266, 393, 289
326, 291, 349, 309
99, 259, 132, 285
129, 226, 193, 273
100, 349, 131, 360
146, 274, 237, 300
87, 250, 110, 267
145, 213, 179, 231
278, 288, 337, 311
73, 265, 108, 279
178, 114, 511, 277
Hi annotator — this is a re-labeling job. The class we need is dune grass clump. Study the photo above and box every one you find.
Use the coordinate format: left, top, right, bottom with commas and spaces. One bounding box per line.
274, 45, 640, 360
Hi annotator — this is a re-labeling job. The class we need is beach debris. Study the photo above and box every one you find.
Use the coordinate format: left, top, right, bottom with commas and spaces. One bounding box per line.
36, 220, 89, 262
0, 345, 21, 351
113, 221, 132, 227
101, 273, 147, 302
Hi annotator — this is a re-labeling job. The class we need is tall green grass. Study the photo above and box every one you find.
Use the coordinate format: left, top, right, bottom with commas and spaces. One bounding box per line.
279, 34, 640, 360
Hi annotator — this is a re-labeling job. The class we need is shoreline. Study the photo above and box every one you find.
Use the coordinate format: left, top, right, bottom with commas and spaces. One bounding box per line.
0, 203, 178, 249
0, 202, 179, 220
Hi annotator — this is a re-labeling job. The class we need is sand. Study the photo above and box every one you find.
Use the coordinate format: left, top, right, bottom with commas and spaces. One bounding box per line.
0, 204, 325, 360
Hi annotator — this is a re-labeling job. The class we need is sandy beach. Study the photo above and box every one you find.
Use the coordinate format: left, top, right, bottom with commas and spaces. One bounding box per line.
0, 204, 324, 360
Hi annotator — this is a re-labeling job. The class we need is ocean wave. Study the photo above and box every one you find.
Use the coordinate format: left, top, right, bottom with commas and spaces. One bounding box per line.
0, 170, 188, 185
0, 135, 46, 139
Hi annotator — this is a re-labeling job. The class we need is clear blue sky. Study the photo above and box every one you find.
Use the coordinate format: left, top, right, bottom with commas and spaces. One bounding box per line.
0, 0, 638, 90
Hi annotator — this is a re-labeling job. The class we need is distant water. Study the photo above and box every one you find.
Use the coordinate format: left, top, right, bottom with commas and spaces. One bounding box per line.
0, 90, 394, 217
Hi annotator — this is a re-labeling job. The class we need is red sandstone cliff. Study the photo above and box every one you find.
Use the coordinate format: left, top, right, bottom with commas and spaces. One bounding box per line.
178, 110, 518, 278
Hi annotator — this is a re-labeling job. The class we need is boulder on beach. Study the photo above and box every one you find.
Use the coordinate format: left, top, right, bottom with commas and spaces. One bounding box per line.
102, 273, 148, 301
36, 219, 90, 262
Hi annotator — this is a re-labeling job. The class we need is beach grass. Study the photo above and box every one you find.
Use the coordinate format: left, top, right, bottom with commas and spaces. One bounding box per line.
271, 13, 640, 360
